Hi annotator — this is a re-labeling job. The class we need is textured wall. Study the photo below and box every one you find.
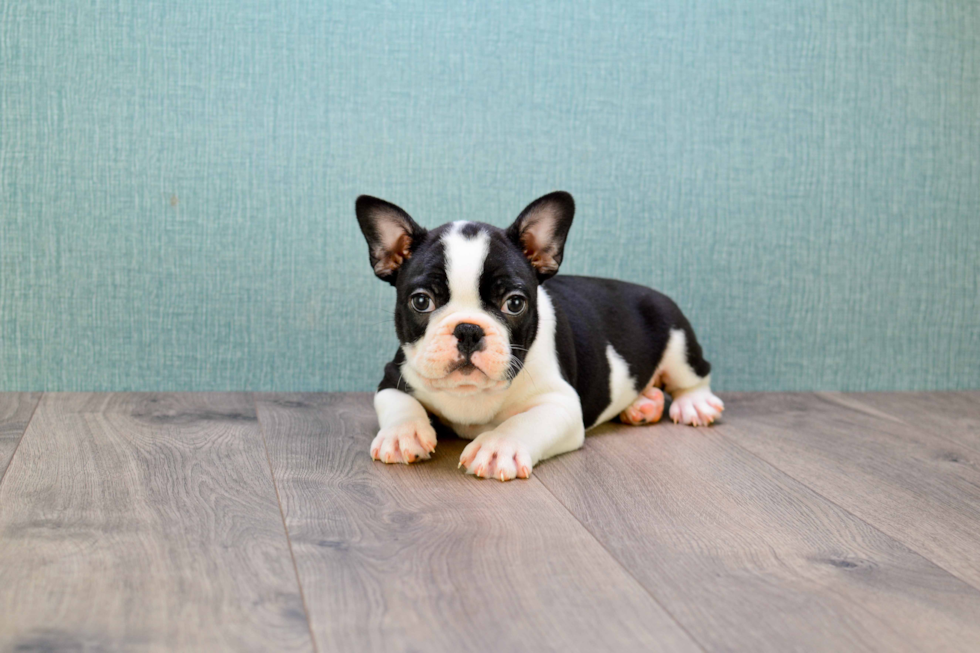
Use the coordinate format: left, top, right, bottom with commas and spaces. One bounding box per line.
1, 1, 978, 392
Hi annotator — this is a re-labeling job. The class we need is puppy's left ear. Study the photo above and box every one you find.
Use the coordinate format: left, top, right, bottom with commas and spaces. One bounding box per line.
506, 191, 575, 281
355, 196, 427, 285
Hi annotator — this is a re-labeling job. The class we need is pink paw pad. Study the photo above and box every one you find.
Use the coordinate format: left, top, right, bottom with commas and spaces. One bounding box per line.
620, 388, 665, 425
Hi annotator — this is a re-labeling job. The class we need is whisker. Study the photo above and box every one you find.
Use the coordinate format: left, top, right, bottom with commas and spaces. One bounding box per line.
521, 363, 538, 390
507, 354, 538, 390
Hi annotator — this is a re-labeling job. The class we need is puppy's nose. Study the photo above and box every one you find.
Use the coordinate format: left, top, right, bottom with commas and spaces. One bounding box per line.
453, 323, 485, 356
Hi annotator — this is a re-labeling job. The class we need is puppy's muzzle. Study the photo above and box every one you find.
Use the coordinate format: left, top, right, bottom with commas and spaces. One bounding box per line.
453, 322, 486, 359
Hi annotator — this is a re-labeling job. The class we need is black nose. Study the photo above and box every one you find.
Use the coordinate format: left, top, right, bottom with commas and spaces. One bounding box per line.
453, 323, 485, 356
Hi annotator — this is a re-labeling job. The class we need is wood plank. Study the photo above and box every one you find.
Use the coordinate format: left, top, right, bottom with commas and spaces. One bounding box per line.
0, 393, 315, 653
717, 392, 980, 590
0, 392, 41, 483
848, 391, 980, 453
534, 409, 980, 652
255, 392, 699, 653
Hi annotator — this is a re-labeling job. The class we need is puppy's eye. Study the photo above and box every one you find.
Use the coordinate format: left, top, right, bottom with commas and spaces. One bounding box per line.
502, 293, 527, 316
410, 292, 434, 313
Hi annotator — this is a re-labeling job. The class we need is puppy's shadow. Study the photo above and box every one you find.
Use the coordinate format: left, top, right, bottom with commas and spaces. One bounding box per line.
413, 418, 468, 475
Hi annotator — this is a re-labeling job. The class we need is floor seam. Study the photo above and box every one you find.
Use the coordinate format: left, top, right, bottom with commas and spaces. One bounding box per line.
253, 393, 320, 653
532, 467, 710, 653
713, 419, 980, 596
0, 392, 43, 492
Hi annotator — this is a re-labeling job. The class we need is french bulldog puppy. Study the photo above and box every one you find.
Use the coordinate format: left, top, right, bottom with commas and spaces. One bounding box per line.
356, 191, 723, 481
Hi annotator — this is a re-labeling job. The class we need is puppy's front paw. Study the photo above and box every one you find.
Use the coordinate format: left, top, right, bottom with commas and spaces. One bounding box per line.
459, 434, 533, 482
370, 419, 437, 464
669, 386, 724, 426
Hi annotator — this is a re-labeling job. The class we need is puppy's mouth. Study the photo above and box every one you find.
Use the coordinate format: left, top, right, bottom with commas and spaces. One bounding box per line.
446, 360, 479, 375
420, 359, 509, 395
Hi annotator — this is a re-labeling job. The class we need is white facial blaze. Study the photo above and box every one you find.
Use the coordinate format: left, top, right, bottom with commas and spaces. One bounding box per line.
402, 222, 513, 392
442, 223, 489, 309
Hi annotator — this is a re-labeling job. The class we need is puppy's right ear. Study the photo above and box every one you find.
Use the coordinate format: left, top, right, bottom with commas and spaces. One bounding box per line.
355, 196, 427, 285
506, 191, 575, 281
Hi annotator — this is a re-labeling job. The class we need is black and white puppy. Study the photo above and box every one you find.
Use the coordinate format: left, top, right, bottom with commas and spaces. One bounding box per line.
356, 191, 723, 482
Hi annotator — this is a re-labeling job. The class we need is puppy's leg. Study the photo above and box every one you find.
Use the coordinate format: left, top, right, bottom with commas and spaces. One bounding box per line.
656, 328, 725, 426
370, 388, 438, 464
458, 392, 584, 481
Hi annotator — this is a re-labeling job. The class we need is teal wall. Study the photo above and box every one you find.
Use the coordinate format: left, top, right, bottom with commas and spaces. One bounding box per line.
1, 1, 978, 392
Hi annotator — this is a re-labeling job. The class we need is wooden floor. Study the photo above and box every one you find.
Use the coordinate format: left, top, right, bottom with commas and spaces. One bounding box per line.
1, 392, 979, 652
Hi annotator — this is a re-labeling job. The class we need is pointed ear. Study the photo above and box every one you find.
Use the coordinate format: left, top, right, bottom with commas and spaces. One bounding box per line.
355, 196, 427, 285
506, 191, 575, 281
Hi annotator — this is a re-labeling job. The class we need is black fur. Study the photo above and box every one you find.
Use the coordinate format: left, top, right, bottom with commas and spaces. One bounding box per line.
391, 226, 448, 345
543, 275, 710, 427
477, 226, 540, 374
379, 347, 410, 393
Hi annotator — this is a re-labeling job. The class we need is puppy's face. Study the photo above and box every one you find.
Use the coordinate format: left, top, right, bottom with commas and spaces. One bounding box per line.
356, 192, 574, 396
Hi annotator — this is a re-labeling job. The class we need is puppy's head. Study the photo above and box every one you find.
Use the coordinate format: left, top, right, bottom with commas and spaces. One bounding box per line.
356, 192, 574, 396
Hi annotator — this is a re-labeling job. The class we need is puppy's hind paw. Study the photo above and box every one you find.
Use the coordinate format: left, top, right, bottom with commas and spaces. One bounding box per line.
370, 419, 437, 464
620, 387, 665, 425
669, 387, 724, 426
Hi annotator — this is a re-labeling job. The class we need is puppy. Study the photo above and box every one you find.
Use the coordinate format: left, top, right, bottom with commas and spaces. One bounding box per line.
356, 191, 723, 481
